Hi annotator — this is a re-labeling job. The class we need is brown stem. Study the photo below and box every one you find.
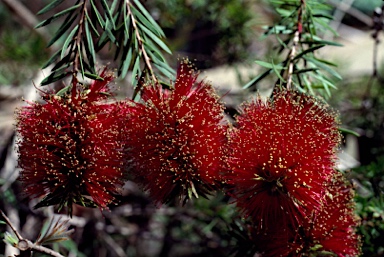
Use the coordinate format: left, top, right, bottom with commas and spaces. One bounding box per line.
72, 0, 88, 80
1, 210, 65, 257
1, 209, 22, 240
286, 0, 304, 90
126, 0, 158, 85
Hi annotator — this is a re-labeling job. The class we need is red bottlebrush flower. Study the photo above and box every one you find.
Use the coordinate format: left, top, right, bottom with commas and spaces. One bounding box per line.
254, 171, 361, 257
290, 171, 361, 257
226, 90, 341, 231
16, 71, 127, 214
125, 60, 228, 205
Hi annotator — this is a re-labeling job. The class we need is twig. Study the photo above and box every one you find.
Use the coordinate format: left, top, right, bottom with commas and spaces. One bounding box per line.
286, 0, 304, 90
72, 0, 88, 79
0, 210, 65, 257
126, 0, 158, 87
1, 210, 23, 240
286, 30, 300, 90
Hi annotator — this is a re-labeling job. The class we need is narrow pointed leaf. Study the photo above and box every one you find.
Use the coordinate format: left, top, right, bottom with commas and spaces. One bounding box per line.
77, 44, 85, 78
131, 55, 141, 84
154, 61, 175, 79
61, 25, 78, 59
105, 27, 117, 44
84, 20, 96, 69
36, 4, 82, 28
37, 0, 65, 15
85, 11, 100, 36
338, 127, 360, 137
56, 85, 72, 96
101, 0, 115, 29
304, 56, 342, 80
90, 0, 105, 28
120, 48, 133, 78
243, 69, 273, 89
255, 60, 284, 69
84, 72, 103, 80
47, 14, 77, 47
130, 5, 162, 37
137, 23, 171, 54
42, 49, 61, 69
41, 71, 70, 86
293, 44, 325, 60
132, 0, 165, 37
123, 3, 130, 35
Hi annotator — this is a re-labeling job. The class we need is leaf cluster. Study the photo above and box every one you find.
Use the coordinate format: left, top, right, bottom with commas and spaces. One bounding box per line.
36, 0, 174, 87
245, 0, 341, 97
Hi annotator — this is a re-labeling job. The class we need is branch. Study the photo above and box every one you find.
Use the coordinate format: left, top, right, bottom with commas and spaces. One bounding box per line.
73, 0, 88, 78
1, 210, 22, 240
286, 0, 304, 90
126, 0, 158, 85
286, 30, 300, 90
1, 210, 65, 257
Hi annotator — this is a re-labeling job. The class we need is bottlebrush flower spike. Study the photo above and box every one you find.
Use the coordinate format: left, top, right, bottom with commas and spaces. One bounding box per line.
226, 90, 341, 231
253, 171, 361, 257
125, 60, 228, 205
293, 171, 361, 257
16, 71, 127, 215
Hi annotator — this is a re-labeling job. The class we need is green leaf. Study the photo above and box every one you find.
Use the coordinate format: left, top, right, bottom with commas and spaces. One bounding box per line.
46, 14, 77, 47
96, 30, 109, 49
90, 0, 105, 28
101, 0, 115, 29
41, 71, 70, 86
3, 232, 18, 247
61, 25, 78, 59
36, 216, 73, 245
104, 27, 117, 44
35, 3, 82, 28
310, 72, 335, 96
77, 44, 85, 78
243, 69, 273, 89
338, 127, 360, 137
137, 23, 172, 54
293, 44, 325, 60
255, 60, 284, 70
146, 46, 165, 64
275, 8, 295, 18
123, 3, 130, 35
310, 57, 338, 67
301, 39, 343, 47
84, 72, 103, 80
304, 56, 342, 80
300, 73, 315, 95
84, 20, 96, 70
37, 0, 65, 15
56, 85, 71, 96
85, 11, 100, 37
119, 48, 133, 78
154, 61, 175, 79
293, 68, 319, 74
314, 17, 338, 36
42, 49, 61, 69
131, 55, 141, 84
130, 5, 162, 38
0, 220, 6, 225
132, 0, 165, 37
